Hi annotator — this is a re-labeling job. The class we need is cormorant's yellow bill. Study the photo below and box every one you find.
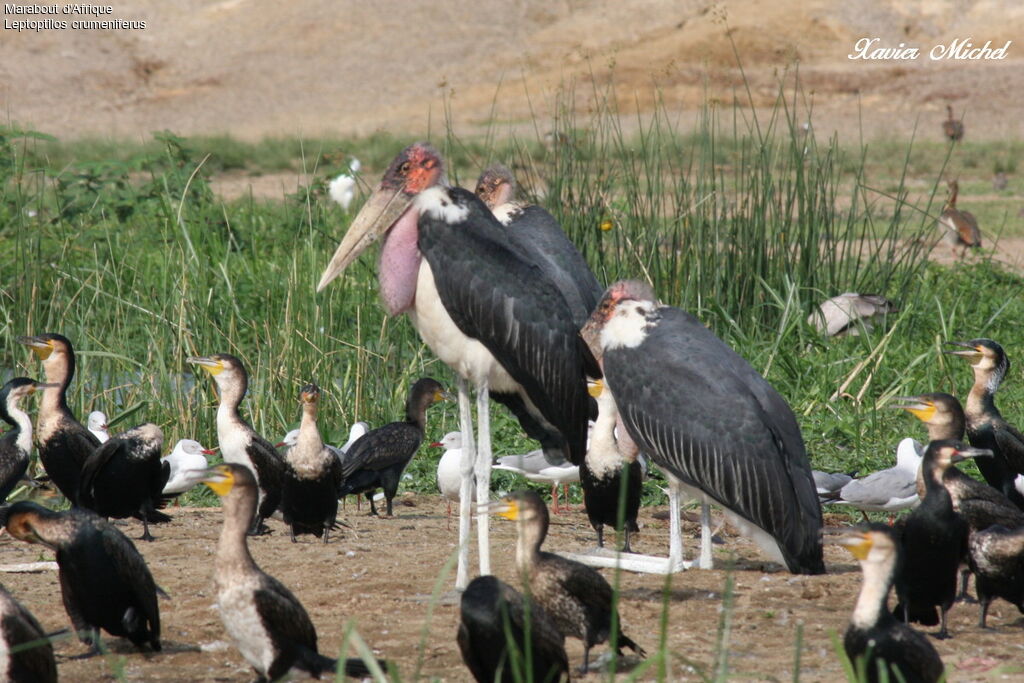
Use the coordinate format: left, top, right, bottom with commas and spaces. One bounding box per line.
490, 498, 519, 521
201, 465, 236, 496
187, 356, 225, 376
835, 532, 873, 560
587, 379, 604, 398
891, 397, 936, 423
16, 336, 54, 360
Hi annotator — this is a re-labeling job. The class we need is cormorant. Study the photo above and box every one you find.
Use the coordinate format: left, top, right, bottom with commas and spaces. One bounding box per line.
78, 423, 171, 541
162, 438, 215, 499
457, 574, 569, 683
337, 377, 445, 517
894, 440, 989, 638
16, 333, 100, 504
0, 378, 43, 504
200, 463, 384, 681
579, 379, 641, 552
188, 353, 286, 534
967, 524, 1024, 628
1, 501, 162, 653
835, 525, 943, 683
86, 410, 110, 443
581, 280, 825, 574
280, 383, 342, 543
494, 489, 644, 672
944, 339, 1024, 508
937, 180, 981, 257
0, 584, 58, 683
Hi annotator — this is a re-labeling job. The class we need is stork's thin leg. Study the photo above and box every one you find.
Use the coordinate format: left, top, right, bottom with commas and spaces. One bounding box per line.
667, 475, 691, 571
456, 377, 476, 590
475, 385, 492, 576
699, 500, 713, 569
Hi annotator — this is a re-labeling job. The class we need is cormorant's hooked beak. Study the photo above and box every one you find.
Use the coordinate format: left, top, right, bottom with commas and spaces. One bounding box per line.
187, 356, 225, 376
433, 389, 454, 403
942, 341, 982, 358
195, 465, 235, 496
16, 336, 54, 360
889, 396, 935, 422
587, 379, 604, 398
482, 498, 519, 520
951, 445, 993, 463
830, 530, 873, 560
316, 182, 416, 292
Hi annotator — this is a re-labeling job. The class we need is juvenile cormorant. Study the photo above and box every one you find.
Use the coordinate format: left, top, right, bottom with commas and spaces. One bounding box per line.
494, 489, 644, 671
937, 180, 981, 257
0, 378, 43, 503
162, 438, 214, 498
967, 524, 1024, 628
2, 501, 162, 653
78, 423, 171, 541
16, 333, 100, 504
894, 440, 989, 638
87, 410, 110, 443
579, 379, 641, 552
0, 584, 57, 683
835, 525, 943, 683
188, 354, 286, 534
338, 377, 445, 517
581, 280, 825, 574
457, 574, 569, 683
280, 383, 342, 543
944, 339, 1024, 508
200, 463, 384, 681
432, 431, 473, 527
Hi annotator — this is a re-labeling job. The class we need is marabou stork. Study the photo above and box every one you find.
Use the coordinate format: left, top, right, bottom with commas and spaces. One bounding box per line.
581, 280, 825, 574
316, 143, 595, 588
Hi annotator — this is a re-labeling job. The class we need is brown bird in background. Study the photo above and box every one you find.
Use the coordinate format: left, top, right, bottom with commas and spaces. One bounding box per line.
937, 179, 981, 257
943, 105, 964, 142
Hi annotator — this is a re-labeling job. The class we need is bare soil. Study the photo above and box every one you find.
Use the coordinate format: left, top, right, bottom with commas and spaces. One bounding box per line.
1, 495, 1022, 681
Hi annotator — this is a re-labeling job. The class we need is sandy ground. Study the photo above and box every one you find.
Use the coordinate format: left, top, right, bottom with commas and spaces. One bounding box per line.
2, 1, 1023, 143
1, 495, 1022, 681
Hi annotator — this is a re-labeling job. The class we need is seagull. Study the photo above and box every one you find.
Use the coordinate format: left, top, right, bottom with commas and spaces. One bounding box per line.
87, 411, 110, 443
432, 431, 474, 528
493, 449, 580, 514
327, 157, 361, 211
162, 439, 216, 498
808, 293, 897, 337
830, 438, 923, 520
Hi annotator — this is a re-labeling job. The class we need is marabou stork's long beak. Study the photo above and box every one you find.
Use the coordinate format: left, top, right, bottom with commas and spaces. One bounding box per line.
316, 182, 415, 292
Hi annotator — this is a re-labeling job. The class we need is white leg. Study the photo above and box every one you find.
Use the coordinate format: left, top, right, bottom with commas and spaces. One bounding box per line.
668, 475, 690, 571
456, 377, 476, 590
475, 384, 492, 576
699, 500, 713, 569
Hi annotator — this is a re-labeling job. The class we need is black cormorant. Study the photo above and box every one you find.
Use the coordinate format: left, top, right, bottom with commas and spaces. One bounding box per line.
945, 339, 1024, 508
0, 583, 58, 683
16, 333, 100, 503
581, 280, 825, 574
0, 378, 43, 503
280, 383, 342, 543
338, 377, 445, 517
78, 423, 171, 541
1, 501, 162, 653
457, 574, 569, 683
580, 379, 641, 552
494, 489, 644, 672
835, 525, 943, 683
894, 440, 989, 638
967, 524, 1024, 628
200, 463, 384, 681
188, 353, 286, 534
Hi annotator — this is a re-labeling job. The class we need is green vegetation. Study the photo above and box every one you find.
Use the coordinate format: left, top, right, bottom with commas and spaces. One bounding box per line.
1, 83, 1023, 519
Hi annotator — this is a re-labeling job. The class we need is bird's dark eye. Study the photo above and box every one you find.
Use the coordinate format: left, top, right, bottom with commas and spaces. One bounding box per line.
400, 161, 411, 174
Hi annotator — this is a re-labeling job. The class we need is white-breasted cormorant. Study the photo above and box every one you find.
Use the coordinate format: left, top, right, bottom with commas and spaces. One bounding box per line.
1, 501, 162, 653
16, 333, 100, 504
0, 583, 57, 683
835, 525, 943, 683
581, 280, 825, 574
494, 489, 644, 672
945, 339, 1024, 509
894, 440, 990, 638
188, 353, 286, 535
78, 423, 170, 541
0, 378, 43, 504
967, 524, 1024, 628
280, 383, 342, 543
337, 377, 445, 517
200, 463, 384, 681
457, 574, 569, 683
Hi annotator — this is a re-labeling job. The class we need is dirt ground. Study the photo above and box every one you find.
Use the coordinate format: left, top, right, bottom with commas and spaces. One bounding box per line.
1, 494, 1022, 682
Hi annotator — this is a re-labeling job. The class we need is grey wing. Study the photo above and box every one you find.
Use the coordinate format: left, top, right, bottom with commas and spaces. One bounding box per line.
838, 470, 915, 508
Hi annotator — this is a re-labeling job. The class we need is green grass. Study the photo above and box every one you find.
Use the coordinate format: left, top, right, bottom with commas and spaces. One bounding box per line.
2, 78, 1024, 516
